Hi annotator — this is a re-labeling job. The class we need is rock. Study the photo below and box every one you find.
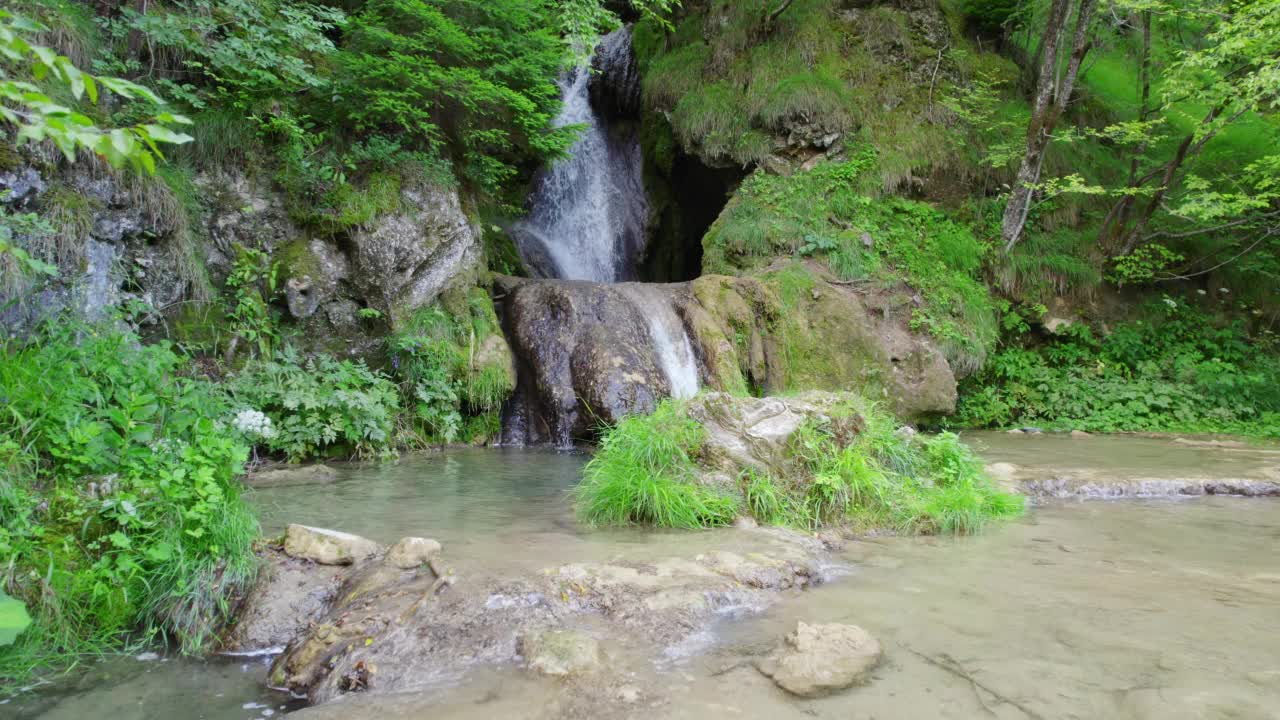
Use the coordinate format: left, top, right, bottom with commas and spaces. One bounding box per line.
520, 629, 604, 678
1070, 430, 1091, 438
679, 270, 958, 421
755, 622, 882, 697
267, 528, 825, 704
733, 516, 759, 529
384, 537, 442, 569
0, 166, 44, 208
497, 278, 675, 445
283, 525, 380, 566
222, 547, 342, 653
687, 391, 857, 475
984, 462, 1022, 493
349, 182, 481, 324
245, 464, 339, 488
590, 26, 641, 120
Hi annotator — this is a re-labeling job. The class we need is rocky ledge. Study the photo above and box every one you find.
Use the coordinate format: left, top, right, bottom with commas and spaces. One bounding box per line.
224, 523, 842, 710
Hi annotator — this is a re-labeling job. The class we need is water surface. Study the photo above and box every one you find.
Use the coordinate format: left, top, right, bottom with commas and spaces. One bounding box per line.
9, 437, 1280, 719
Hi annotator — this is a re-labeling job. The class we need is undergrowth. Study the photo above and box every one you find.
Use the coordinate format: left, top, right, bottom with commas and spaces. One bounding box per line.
958, 299, 1280, 437
0, 320, 259, 685
576, 396, 1024, 534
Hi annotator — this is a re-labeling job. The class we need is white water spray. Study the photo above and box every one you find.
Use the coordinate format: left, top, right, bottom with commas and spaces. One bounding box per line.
511, 62, 647, 282
616, 284, 700, 399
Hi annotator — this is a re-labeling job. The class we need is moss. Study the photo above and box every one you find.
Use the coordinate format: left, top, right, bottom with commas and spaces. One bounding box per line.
295, 172, 402, 233
702, 158, 998, 372
275, 238, 322, 284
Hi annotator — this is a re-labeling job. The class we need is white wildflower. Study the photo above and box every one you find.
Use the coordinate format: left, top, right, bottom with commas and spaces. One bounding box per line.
233, 409, 277, 439
1162, 297, 1177, 308
1196, 289, 1207, 295
1219, 287, 1230, 293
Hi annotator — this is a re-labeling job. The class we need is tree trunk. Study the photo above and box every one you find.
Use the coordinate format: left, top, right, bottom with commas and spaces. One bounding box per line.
1001, 0, 1096, 253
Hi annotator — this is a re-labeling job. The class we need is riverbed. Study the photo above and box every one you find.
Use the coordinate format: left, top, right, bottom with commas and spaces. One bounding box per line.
9, 434, 1280, 720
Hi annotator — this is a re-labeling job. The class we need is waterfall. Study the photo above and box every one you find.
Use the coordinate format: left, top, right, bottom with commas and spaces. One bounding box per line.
510, 33, 648, 282
615, 284, 700, 400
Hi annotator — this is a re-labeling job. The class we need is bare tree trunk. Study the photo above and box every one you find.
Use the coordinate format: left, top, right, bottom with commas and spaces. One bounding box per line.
1001, 0, 1097, 253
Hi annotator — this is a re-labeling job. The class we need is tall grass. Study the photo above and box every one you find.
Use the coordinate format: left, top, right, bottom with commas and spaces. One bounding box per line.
577, 396, 1024, 535
575, 401, 740, 528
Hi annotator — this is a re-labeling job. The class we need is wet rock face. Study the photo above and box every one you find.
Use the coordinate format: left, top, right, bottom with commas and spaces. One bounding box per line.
499, 278, 673, 445
284, 525, 381, 566
755, 622, 883, 697
590, 25, 642, 120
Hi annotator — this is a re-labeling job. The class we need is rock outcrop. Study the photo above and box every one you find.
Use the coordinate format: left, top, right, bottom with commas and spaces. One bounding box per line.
234, 527, 827, 705
498, 267, 958, 445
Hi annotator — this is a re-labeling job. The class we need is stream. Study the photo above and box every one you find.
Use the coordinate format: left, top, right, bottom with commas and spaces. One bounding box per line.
7, 434, 1279, 720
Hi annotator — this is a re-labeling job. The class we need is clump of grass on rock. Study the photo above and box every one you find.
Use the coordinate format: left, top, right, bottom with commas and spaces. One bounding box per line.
576, 394, 1022, 535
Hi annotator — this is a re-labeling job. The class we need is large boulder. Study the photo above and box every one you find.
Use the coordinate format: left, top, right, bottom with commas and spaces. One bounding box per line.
755, 622, 883, 697
677, 266, 958, 420
520, 629, 604, 678
349, 183, 481, 325
498, 278, 674, 445
688, 391, 859, 476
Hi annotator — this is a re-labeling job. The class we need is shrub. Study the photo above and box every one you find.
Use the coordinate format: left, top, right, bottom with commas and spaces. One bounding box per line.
0, 321, 258, 681
388, 293, 515, 446
226, 348, 400, 461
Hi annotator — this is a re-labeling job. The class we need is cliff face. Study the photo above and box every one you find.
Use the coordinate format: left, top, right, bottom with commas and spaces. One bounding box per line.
0, 152, 486, 361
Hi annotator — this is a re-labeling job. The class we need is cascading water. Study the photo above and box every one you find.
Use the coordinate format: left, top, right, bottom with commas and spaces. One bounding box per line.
510, 34, 648, 282
499, 27, 701, 445
614, 283, 700, 400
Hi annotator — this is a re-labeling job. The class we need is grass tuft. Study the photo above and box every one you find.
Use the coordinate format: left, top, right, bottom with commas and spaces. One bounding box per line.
575, 401, 741, 528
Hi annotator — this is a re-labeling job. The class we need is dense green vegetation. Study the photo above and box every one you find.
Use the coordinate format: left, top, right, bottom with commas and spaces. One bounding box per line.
577, 397, 1024, 533
958, 300, 1280, 436
0, 322, 259, 680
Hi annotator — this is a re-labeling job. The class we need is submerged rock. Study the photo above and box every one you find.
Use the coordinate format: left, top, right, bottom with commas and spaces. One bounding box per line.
520, 629, 604, 678
245, 464, 338, 488
250, 525, 826, 704
284, 525, 381, 566
384, 537, 442, 569
755, 622, 882, 697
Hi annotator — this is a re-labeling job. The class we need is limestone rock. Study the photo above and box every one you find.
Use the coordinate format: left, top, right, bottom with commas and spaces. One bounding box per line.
385, 537, 443, 569
497, 278, 673, 445
284, 525, 380, 566
520, 629, 604, 678
756, 622, 882, 697
349, 183, 481, 324
688, 391, 857, 475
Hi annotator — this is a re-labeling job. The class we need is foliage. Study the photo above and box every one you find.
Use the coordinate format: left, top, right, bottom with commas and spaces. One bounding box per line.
224, 246, 279, 360
388, 291, 515, 445
105, 0, 344, 113
704, 156, 998, 370
957, 299, 1280, 437
226, 348, 401, 461
333, 0, 577, 195
0, 320, 258, 682
0, 11, 192, 172
577, 396, 1024, 533
575, 400, 741, 529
